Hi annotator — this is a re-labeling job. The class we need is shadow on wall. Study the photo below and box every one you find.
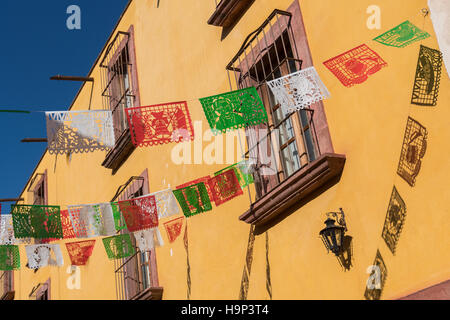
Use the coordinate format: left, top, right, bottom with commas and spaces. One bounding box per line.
254, 173, 344, 235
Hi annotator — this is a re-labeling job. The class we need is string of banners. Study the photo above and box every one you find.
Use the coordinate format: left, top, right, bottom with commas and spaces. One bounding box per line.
1, 17, 444, 272
0, 161, 254, 270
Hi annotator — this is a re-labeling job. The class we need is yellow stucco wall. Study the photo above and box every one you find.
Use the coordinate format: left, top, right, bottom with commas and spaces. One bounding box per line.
13, 0, 450, 300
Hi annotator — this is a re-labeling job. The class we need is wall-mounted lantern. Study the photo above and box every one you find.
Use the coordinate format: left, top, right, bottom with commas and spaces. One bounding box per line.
319, 208, 348, 256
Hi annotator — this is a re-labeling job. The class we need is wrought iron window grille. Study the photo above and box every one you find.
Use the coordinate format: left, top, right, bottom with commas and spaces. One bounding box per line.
226, 9, 320, 199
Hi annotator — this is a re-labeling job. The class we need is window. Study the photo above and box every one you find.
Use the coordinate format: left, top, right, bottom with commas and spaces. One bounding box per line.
112, 169, 163, 300
100, 25, 141, 173
227, 7, 345, 227
27, 171, 47, 206
0, 271, 14, 300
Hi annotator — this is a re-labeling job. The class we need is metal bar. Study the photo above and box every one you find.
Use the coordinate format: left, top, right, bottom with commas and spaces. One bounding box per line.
226, 10, 292, 70
21, 138, 47, 143
0, 198, 24, 203
49, 75, 94, 82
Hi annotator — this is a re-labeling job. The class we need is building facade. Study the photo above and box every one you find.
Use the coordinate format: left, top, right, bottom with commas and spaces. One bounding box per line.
2, 0, 450, 300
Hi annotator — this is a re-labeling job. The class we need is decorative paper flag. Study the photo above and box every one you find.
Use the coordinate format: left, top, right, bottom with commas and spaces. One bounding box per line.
25, 244, 64, 270
199, 87, 268, 134
40, 209, 76, 243
176, 176, 214, 203
111, 202, 127, 232
68, 203, 116, 238
173, 183, 212, 218
0, 245, 20, 271
428, 0, 450, 79
153, 189, 180, 219
397, 117, 427, 187
118, 195, 159, 232
208, 169, 243, 206
0, 215, 16, 245
323, 44, 387, 87
60, 209, 76, 239
134, 228, 164, 252
215, 161, 254, 189
0, 214, 31, 245
102, 234, 135, 260
45, 110, 115, 155
163, 217, 184, 243
266, 66, 330, 115
373, 20, 430, 48
411, 45, 443, 106
125, 101, 194, 147
65, 240, 96, 266
11, 205, 63, 240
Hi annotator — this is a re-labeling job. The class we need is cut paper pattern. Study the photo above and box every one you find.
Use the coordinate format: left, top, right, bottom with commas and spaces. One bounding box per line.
382, 186, 407, 255
46, 110, 115, 155
397, 117, 427, 187
60, 209, 76, 239
266, 66, 330, 116
25, 244, 64, 270
153, 189, 180, 219
11, 205, 63, 240
134, 228, 164, 252
125, 101, 194, 147
411, 45, 443, 106
173, 183, 212, 218
68, 203, 116, 238
111, 202, 127, 232
0, 215, 17, 245
199, 87, 268, 134
163, 216, 184, 243
215, 161, 254, 189
102, 234, 135, 260
323, 44, 387, 87
176, 176, 214, 203
118, 195, 159, 232
364, 250, 388, 300
373, 20, 430, 48
0, 245, 20, 271
65, 240, 96, 266
40, 209, 76, 243
208, 169, 243, 206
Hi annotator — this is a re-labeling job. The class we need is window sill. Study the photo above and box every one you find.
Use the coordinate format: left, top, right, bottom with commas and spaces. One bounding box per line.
130, 287, 163, 300
208, 0, 255, 27
101, 129, 136, 174
239, 153, 346, 228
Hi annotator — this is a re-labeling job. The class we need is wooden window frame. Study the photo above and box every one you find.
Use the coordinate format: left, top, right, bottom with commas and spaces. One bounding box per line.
226, 2, 346, 229
28, 170, 48, 206
0, 271, 15, 300
101, 25, 141, 174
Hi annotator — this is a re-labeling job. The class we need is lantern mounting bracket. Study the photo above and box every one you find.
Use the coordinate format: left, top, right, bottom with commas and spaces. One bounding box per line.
325, 208, 347, 232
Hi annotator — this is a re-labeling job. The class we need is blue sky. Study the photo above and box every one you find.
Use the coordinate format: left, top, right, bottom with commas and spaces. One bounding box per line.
0, 1, 129, 213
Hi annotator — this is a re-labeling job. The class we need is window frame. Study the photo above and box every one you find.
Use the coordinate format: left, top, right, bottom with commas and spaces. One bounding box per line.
100, 25, 141, 174
113, 169, 163, 300
225, 4, 345, 228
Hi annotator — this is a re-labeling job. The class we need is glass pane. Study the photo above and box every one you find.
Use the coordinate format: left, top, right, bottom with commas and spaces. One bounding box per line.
281, 142, 300, 177
304, 128, 316, 162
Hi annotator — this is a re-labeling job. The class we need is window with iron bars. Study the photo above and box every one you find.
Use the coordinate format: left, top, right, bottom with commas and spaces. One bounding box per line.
100, 31, 136, 141
112, 171, 159, 300
226, 9, 320, 200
